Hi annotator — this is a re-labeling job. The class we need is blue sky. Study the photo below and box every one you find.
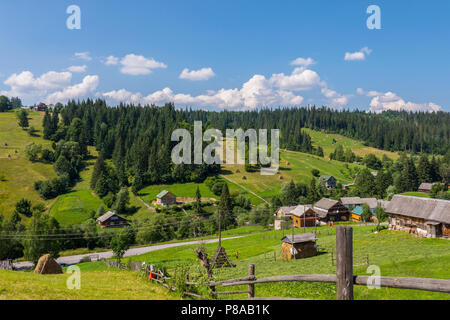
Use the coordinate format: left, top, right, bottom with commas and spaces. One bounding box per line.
0, 0, 449, 112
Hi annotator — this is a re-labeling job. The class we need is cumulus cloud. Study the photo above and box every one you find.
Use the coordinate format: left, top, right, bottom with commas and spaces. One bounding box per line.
270, 68, 321, 91
357, 89, 443, 113
321, 86, 350, 107
104, 55, 119, 66
103, 54, 167, 75
45, 75, 99, 104
74, 52, 92, 61
102, 69, 310, 110
1, 71, 72, 100
67, 65, 87, 73
179, 67, 215, 81
290, 57, 316, 67
345, 47, 372, 61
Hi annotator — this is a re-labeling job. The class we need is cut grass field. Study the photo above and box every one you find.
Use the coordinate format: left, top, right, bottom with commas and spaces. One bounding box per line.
221, 150, 363, 201
0, 269, 181, 300
0, 111, 56, 219
303, 128, 400, 160
122, 225, 450, 300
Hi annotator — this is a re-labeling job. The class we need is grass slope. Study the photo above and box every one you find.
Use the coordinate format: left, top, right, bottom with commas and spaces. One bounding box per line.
303, 128, 399, 160
124, 226, 450, 300
0, 269, 180, 300
0, 111, 56, 219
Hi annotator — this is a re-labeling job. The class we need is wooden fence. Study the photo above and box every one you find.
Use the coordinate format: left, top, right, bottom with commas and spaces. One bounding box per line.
144, 226, 450, 300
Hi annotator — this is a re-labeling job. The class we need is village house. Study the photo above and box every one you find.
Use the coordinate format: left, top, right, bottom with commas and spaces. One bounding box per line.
351, 206, 378, 222
275, 206, 297, 219
291, 205, 317, 228
96, 211, 128, 228
33, 103, 48, 112
418, 182, 436, 193
386, 195, 450, 238
318, 175, 337, 189
341, 197, 387, 214
281, 233, 318, 260
156, 190, 177, 206
313, 198, 350, 222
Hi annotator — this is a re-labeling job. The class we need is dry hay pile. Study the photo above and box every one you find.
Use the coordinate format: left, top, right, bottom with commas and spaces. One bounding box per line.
236, 169, 240, 173
279, 175, 283, 180
242, 176, 247, 180
34, 254, 63, 274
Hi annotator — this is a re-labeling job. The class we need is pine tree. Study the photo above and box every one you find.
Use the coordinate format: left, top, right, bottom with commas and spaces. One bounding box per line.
417, 154, 432, 183
218, 183, 235, 229
17, 109, 29, 129
91, 155, 106, 189
43, 110, 53, 139
194, 186, 202, 216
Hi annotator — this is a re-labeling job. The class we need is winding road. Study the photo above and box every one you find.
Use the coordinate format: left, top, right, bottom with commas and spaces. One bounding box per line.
13, 235, 245, 270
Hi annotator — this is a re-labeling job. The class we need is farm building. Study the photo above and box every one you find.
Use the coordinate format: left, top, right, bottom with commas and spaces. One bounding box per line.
276, 206, 297, 219
156, 190, 176, 206
33, 103, 48, 112
291, 205, 317, 227
387, 195, 450, 238
274, 219, 292, 230
281, 233, 318, 260
341, 197, 387, 214
313, 198, 350, 222
318, 175, 337, 189
418, 182, 436, 193
97, 211, 129, 228
351, 206, 377, 222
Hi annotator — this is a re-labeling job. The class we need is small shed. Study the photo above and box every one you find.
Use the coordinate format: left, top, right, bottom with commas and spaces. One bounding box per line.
281, 233, 318, 260
156, 190, 176, 206
418, 182, 435, 193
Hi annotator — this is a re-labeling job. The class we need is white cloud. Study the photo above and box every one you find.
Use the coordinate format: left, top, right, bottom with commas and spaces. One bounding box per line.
321, 86, 350, 107
74, 52, 92, 61
104, 56, 119, 66
360, 90, 443, 113
290, 57, 316, 67
1, 71, 72, 99
345, 47, 372, 61
67, 65, 87, 73
45, 75, 99, 104
270, 68, 321, 91
103, 71, 306, 110
119, 54, 167, 75
179, 67, 215, 81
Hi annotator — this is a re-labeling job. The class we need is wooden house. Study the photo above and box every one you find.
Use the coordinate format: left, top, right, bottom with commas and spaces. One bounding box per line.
418, 183, 435, 193
96, 211, 128, 228
156, 190, 176, 206
318, 175, 337, 189
33, 103, 48, 112
313, 198, 350, 222
281, 233, 318, 260
275, 206, 297, 219
387, 195, 450, 238
291, 205, 317, 227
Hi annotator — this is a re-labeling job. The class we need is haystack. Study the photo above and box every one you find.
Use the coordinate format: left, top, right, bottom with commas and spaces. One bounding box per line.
236, 169, 240, 173
34, 254, 62, 274
242, 176, 247, 180
279, 175, 283, 180
286, 161, 290, 165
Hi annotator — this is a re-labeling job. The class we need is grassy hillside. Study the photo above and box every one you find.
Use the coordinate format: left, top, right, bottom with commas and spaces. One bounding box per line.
124, 225, 450, 300
0, 269, 181, 300
0, 111, 56, 219
303, 128, 399, 160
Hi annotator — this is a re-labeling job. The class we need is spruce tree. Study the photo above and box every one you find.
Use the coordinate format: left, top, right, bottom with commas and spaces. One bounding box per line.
194, 186, 202, 215
218, 183, 235, 229
91, 155, 106, 189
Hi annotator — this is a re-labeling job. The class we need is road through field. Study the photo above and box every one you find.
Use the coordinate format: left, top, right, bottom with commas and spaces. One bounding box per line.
14, 235, 246, 270
219, 174, 269, 205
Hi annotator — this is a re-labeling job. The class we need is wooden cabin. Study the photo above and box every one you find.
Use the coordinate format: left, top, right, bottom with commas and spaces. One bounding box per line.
418, 182, 435, 193
387, 195, 450, 238
275, 206, 297, 219
319, 175, 337, 189
291, 205, 317, 227
156, 190, 176, 206
313, 198, 350, 222
96, 211, 128, 229
281, 233, 318, 260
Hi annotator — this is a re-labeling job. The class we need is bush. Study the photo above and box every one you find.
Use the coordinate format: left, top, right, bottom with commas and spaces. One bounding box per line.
211, 182, 225, 195
311, 169, 320, 177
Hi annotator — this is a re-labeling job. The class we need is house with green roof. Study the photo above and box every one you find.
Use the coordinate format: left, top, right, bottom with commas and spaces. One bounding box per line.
156, 190, 176, 206
318, 175, 337, 189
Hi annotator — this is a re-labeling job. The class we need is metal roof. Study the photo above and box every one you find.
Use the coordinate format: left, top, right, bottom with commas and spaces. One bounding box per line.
156, 190, 170, 198
282, 233, 317, 244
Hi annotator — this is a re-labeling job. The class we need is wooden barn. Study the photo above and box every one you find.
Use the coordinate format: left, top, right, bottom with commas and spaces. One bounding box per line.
97, 211, 128, 228
281, 233, 318, 260
319, 175, 337, 189
275, 206, 297, 219
418, 183, 436, 193
387, 195, 450, 238
291, 205, 317, 227
156, 190, 176, 206
313, 198, 350, 222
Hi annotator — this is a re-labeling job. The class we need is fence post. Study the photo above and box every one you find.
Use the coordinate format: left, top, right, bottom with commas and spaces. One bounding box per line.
248, 264, 255, 299
336, 226, 353, 300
